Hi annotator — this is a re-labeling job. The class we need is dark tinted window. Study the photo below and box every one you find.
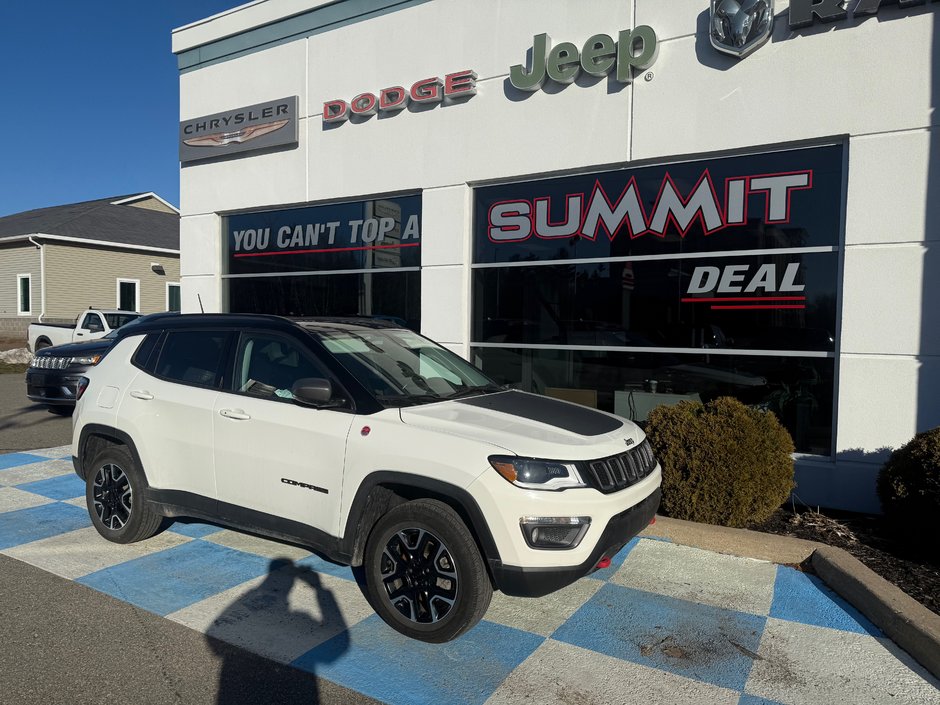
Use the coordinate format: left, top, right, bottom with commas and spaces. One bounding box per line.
226, 271, 420, 331
472, 252, 837, 351
104, 312, 140, 329
471, 144, 844, 457
473, 347, 834, 455
131, 333, 162, 373
155, 331, 232, 388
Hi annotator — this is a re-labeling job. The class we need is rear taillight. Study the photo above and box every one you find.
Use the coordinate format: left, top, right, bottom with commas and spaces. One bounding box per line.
76, 376, 90, 401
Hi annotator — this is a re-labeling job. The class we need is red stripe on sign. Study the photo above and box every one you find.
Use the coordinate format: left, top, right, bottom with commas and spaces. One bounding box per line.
234, 242, 420, 258
681, 296, 807, 303
710, 304, 806, 310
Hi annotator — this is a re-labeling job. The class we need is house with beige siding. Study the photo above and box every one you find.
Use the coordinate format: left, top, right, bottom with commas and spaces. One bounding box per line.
0, 193, 180, 338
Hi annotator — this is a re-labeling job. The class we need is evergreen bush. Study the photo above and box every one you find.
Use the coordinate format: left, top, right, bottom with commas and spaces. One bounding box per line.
877, 427, 940, 545
645, 397, 795, 527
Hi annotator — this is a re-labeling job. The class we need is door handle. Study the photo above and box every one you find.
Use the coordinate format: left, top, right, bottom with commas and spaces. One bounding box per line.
219, 408, 251, 421
129, 390, 154, 400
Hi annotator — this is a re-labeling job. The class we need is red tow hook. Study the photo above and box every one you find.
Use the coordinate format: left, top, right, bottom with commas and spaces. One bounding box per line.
595, 556, 612, 570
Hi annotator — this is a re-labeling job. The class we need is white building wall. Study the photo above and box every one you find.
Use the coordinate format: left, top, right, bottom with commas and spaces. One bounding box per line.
176, 0, 939, 512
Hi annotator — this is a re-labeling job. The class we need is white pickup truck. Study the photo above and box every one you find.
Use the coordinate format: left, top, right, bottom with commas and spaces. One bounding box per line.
28, 309, 141, 352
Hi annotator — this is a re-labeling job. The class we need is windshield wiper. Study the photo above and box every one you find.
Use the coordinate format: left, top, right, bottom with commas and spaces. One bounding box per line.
376, 393, 444, 407
443, 384, 506, 400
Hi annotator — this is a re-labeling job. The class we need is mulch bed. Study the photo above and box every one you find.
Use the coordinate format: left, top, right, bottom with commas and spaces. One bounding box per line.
750, 507, 940, 616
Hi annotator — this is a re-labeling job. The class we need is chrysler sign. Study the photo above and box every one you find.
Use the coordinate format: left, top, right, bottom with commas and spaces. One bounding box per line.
179, 96, 298, 164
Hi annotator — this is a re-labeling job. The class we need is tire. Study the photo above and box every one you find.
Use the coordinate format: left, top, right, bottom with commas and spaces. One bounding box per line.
85, 445, 161, 544
47, 405, 73, 416
35, 338, 51, 351
362, 499, 492, 643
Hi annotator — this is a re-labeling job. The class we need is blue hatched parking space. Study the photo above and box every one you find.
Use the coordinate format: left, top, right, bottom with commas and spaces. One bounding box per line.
1, 447, 938, 705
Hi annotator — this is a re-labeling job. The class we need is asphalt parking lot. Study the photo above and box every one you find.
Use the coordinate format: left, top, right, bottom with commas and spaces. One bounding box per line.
2, 446, 938, 705
0, 372, 72, 452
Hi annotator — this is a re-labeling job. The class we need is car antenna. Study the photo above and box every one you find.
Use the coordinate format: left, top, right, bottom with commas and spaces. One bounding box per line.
197, 294, 205, 314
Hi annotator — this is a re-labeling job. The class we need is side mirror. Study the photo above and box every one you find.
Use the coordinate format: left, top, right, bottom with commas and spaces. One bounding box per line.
292, 377, 343, 408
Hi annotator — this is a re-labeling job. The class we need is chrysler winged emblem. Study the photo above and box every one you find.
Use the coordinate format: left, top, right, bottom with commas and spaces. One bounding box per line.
183, 119, 289, 148
710, 0, 775, 58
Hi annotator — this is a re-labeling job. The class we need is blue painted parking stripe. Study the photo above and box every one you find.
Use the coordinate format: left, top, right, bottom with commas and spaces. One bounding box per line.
77, 540, 272, 616
552, 582, 767, 693
294, 615, 544, 705
16, 474, 86, 501
769, 565, 882, 637
166, 519, 226, 539
0, 502, 90, 550
294, 552, 356, 581
0, 453, 47, 470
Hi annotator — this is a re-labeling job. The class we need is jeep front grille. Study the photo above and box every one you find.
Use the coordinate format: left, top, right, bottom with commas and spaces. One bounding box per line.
582, 440, 657, 494
31, 356, 71, 370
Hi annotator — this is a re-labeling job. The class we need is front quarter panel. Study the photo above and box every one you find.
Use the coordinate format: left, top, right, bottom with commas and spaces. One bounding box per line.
337, 409, 504, 539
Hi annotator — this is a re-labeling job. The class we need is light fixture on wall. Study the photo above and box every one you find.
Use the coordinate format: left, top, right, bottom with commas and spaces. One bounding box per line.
150, 263, 166, 275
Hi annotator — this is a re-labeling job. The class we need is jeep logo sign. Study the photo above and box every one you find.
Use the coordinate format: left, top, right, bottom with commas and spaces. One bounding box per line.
509, 27, 658, 92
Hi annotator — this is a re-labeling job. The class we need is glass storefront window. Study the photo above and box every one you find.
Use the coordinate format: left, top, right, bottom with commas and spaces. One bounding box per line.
471, 145, 844, 455
222, 195, 421, 329
472, 347, 834, 455
226, 271, 420, 331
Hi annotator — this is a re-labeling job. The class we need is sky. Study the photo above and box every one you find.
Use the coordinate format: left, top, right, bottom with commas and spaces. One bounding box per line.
0, 1, 241, 217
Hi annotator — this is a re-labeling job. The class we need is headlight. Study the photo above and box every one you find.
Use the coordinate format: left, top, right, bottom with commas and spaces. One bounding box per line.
488, 455, 586, 491
71, 355, 102, 365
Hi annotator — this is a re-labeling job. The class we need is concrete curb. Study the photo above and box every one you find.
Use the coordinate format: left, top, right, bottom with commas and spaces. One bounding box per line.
639, 515, 940, 681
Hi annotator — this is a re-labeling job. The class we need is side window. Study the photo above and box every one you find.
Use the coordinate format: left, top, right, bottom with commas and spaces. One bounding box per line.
82, 314, 104, 332
131, 333, 162, 373
234, 333, 328, 403
155, 330, 231, 388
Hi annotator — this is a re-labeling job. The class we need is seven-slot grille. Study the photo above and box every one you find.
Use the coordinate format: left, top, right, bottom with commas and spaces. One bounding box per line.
582, 439, 657, 494
31, 356, 72, 370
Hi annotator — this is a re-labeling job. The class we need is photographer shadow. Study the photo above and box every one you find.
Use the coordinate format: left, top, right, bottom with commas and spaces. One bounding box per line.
206, 557, 351, 705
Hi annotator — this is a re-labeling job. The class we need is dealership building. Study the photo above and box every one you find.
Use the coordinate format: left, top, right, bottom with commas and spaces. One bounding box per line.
172, 0, 938, 513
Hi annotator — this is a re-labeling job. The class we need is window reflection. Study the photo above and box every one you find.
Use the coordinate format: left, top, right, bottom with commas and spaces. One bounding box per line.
472, 347, 833, 455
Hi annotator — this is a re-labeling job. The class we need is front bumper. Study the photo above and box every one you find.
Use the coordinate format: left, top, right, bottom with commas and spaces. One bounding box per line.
26, 371, 82, 405
490, 487, 660, 597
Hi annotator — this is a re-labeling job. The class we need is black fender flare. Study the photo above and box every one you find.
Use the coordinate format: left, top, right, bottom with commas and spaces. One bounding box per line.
74, 424, 148, 484
340, 471, 502, 574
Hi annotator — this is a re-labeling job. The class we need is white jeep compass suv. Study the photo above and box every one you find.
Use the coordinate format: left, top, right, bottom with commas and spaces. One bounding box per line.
72, 314, 661, 642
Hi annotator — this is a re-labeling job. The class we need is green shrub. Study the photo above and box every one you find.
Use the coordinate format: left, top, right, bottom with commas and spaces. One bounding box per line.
645, 397, 795, 527
877, 428, 940, 542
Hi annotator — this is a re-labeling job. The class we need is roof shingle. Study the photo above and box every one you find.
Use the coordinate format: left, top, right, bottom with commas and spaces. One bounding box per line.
0, 194, 179, 250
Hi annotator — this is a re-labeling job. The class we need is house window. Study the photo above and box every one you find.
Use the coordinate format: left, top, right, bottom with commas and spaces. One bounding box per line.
167, 283, 181, 312
17, 274, 31, 315
117, 279, 139, 312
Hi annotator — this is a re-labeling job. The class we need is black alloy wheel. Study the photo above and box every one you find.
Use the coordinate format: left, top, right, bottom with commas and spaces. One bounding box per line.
363, 499, 492, 643
92, 463, 133, 531
380, 527, 458, 624
86, 445, 161, 544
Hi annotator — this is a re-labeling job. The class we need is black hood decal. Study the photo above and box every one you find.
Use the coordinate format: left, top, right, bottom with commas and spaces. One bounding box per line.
456, 391, 623, 437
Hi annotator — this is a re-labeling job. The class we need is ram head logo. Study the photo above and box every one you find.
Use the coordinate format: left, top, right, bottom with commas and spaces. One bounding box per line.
710, 0, 775, 58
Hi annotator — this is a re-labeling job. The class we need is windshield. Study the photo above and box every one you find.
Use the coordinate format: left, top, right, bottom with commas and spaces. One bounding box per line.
307, 326, 499, 407
104, 312, 141, 329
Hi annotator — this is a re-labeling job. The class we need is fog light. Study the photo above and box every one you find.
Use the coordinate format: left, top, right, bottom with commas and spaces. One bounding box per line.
520, 516, 591, 550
